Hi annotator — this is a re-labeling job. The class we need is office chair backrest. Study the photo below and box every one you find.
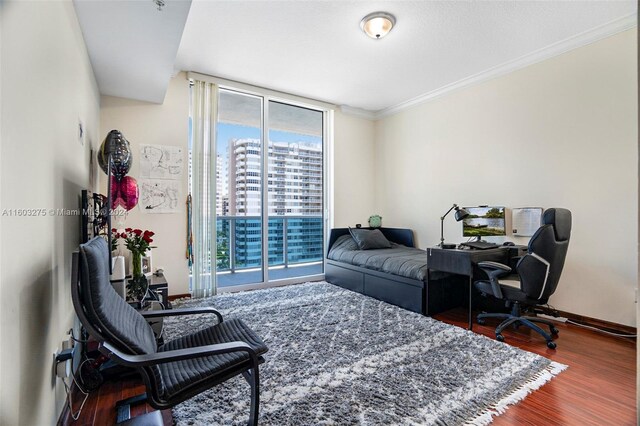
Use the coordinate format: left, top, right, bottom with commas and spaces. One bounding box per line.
517, 208, 571, 302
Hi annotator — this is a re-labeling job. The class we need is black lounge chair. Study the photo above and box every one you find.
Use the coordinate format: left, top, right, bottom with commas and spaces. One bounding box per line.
71, 236, 268, 425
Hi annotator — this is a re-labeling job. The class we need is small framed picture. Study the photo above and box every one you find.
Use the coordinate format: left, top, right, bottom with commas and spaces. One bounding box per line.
142, 253, 153, 277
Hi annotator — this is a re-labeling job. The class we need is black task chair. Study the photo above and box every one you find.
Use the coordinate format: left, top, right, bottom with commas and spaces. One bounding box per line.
475, 208, 571, 349
71, 237, 268, 425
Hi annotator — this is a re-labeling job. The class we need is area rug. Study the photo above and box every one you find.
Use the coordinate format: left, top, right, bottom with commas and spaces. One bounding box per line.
164, 281, 566, 425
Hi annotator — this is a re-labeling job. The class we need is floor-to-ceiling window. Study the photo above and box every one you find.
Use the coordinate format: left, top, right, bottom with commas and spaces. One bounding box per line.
210, 86, 327, 289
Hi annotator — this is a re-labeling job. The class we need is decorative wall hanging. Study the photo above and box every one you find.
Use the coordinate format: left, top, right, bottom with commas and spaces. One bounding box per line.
140, 144, 184, 180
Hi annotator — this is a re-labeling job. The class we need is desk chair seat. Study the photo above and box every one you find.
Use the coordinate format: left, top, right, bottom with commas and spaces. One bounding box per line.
475, 278, 544, 306
474, 208, 571, 349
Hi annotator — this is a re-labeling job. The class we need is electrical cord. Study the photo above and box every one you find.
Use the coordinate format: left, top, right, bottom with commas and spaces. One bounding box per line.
565, 319, 637, 338
64, 375, 89, 421
542, 304, 636, 338
68, 328, 90, 344
62, 356, 93, 421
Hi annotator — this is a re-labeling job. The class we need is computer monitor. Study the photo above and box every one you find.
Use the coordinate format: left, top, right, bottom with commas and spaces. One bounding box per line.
462, 206, 506, 240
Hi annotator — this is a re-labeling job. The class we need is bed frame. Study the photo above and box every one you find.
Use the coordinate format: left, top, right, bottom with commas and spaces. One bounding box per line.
325, 227, 465, 315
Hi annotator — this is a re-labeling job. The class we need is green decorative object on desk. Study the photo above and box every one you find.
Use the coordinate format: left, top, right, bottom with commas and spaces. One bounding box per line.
368, 214, 382, 228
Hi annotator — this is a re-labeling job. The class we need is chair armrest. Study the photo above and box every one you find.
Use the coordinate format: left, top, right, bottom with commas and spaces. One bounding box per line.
477, 261, 512, 273
100, 340, 257, 367
477, 262, 512, 299
140, 307, 223, 323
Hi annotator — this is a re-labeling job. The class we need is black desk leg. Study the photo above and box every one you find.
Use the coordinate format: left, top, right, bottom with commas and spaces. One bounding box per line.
468, 276, 473, 331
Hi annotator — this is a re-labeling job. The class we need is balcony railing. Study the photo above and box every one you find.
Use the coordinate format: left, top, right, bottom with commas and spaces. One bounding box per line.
215, 215, 323, 274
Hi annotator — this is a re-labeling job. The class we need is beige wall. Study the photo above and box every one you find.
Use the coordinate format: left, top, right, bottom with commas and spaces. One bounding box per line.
375, 29, 638, 326
333, 110, 376, 227
101, 77, 377, 295
0, 1, 100, 424
101, 73, 191, 295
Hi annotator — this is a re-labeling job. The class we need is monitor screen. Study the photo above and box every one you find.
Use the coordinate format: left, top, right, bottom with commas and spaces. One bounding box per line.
462, 206, 506, 237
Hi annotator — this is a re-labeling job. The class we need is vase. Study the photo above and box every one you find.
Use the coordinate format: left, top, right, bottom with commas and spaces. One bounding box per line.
127, 251, 147, 303
131, 251, 142, 280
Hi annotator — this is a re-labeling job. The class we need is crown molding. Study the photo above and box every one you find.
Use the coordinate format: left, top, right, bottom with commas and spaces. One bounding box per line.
375, 13, 637, 120
339, 105, 377, 120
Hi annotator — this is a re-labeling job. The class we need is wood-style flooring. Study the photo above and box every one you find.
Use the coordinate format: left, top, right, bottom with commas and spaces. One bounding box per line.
63, 307, 636, 425
434, 309, 637, 425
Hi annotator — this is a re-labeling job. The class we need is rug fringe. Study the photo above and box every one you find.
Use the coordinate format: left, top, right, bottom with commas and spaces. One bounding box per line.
464, 361, 568, 426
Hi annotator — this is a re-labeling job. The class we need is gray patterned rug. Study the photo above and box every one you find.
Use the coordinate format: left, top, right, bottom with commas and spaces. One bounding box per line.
164, 281, 566, 425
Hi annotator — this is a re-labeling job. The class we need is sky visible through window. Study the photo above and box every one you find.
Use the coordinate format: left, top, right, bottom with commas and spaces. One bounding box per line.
217, 123, 321, 151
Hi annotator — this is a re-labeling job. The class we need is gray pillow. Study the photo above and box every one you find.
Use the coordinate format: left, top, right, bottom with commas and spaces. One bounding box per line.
348, 228, 392, 250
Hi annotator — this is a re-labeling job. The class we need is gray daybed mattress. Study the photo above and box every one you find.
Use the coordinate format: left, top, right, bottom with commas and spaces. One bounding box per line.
327, 234, 431, 281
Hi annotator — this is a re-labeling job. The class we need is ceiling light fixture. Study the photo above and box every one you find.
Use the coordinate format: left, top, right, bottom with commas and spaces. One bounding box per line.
152, 0, 165, 11
360, 12, 396, 39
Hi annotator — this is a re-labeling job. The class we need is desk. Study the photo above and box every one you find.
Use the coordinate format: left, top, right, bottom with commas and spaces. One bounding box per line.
110, 273, 172, 310
148, 273, 171, 309
427, 247, 513, 330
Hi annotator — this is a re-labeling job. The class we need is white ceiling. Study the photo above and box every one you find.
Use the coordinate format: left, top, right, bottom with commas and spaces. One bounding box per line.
74, 0, 191, 103
76, 1, 637, 112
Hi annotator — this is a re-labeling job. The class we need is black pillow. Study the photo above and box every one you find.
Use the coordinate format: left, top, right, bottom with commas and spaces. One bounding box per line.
348, 228, 392, 250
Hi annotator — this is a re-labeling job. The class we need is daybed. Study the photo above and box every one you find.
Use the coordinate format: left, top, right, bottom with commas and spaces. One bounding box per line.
325, 227, 465, 315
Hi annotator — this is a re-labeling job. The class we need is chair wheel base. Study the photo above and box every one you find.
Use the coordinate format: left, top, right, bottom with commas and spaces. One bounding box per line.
477, 318, 486, 325
546, 341, 557, 349
496, 334, 505, 342
551, 327, 559, 335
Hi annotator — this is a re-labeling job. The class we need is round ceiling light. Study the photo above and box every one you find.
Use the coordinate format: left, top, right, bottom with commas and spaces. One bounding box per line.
360, 12, 396, 39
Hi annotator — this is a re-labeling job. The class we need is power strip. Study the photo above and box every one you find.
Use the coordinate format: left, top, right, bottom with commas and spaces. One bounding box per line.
536, 313, 568, 323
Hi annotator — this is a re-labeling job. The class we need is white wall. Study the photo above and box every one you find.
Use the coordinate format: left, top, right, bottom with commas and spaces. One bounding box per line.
100, 77, 377, 295
0, 1, 100, 424
101, 73, 191, 295
374, 29, 638, 326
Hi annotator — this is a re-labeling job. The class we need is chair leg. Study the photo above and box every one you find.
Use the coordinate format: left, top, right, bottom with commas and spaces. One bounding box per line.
477, 312, 511, 322
523, 316, 560, 335
242, 367, 260, 426
495, 317, 520, 335
518, 317, 555, 347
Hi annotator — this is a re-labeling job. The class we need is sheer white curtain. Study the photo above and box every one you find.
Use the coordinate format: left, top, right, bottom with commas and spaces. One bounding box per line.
189, 79, 217, 298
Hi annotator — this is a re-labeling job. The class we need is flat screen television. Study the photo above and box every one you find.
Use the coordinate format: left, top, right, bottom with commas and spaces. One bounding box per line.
462, 206, 506, 240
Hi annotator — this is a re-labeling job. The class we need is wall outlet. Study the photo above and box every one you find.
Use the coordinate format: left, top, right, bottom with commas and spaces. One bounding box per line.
56, 358, 72, 379
62, 338, 74, 351
54, 344, 75, 379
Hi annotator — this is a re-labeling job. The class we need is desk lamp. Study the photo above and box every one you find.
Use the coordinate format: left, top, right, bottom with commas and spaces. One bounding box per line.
440, 204, 470, 249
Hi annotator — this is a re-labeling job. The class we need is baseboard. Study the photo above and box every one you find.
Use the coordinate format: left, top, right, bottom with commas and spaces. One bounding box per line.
168, 293, 190, 301
538, 307, 636, 336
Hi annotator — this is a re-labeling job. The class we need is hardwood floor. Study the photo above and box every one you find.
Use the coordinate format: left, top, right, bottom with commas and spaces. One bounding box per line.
433, 308, 637, 426
64, 308, 636, 425
59, 377, 172, 425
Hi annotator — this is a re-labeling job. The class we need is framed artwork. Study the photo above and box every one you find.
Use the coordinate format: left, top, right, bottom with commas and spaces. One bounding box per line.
142, 253, 153, 277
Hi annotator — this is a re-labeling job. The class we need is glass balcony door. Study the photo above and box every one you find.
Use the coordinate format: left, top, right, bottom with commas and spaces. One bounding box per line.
215, 90, 325, 289
267, 101, 324, 281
